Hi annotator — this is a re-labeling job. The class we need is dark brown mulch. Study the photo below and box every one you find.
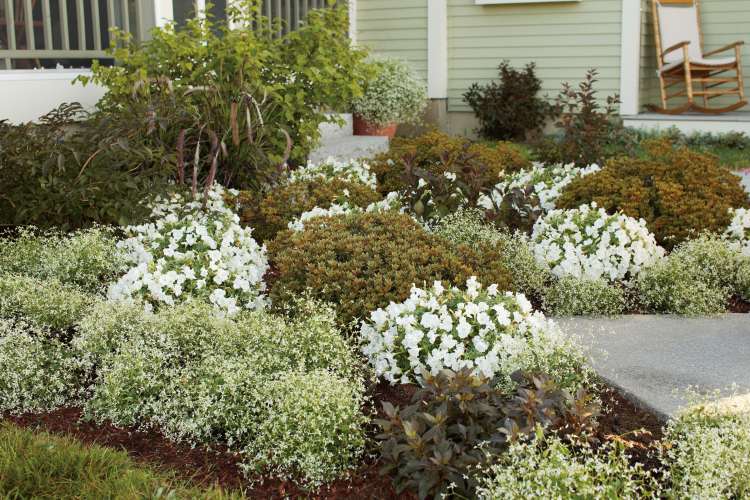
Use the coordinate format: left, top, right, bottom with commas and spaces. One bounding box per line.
729, 295, 750, 313
5, 383, 663, 500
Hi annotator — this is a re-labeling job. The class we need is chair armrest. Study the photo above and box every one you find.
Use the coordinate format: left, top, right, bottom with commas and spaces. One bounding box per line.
662, 41, 691, 58
704, 41, 745, 58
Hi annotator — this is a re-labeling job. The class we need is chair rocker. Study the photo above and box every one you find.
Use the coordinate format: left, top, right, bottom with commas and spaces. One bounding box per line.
651, 0, 747, 115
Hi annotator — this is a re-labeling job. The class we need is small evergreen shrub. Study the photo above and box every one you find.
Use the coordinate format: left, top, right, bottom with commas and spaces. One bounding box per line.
432, 208, 549, 298
0, 275, 94, 330
543, 277, 626, 317
478, 432, 661, 499
0, 319, 81, 414
352, 57, 427, 128
238, 177, 382, 242
671, 234, 741, 292
463, 60, 551, 141
370, 130, 530, 196
736, 257, 750, 301
377, 369, 599, 499
634, 256, 728, 315
268, 211, 513, 325
0, 226, 123, 293
664, 404, 750, 499
557, 141, 750, 249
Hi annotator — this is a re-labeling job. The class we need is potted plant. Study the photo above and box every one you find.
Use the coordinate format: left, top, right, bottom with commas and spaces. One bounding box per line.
352, 57, 427, 137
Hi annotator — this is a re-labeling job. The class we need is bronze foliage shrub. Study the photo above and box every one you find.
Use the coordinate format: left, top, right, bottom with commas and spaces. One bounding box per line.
268, 212, 514, 325
556, 140, 750, 248
370, 130, 531, 196
231, 178, 382, 242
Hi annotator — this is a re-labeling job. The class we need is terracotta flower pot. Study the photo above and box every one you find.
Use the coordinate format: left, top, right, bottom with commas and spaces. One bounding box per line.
353, 115, 397, 137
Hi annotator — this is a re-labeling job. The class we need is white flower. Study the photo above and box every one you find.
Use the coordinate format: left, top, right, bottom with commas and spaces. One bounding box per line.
724, 207, 750, 257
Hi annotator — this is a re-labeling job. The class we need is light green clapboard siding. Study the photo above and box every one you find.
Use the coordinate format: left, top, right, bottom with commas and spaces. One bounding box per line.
356, 0, 428, 81
639, 0, 750, 111
447, 0, 623, 113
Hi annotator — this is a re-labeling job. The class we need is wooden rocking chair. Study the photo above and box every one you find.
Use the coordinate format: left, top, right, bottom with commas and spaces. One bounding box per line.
651, 0, 747, 114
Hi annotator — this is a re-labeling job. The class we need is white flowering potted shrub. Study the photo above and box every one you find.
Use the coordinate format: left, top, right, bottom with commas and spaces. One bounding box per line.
351, 57, 427, 137
531, 203, 664, 282
724, 207, 750, 256
360, 277, 588, 391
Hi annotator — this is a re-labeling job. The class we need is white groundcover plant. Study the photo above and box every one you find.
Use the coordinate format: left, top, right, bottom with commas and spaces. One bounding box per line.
108, 184, 268, 315
478, 162, 601, 212
289, 157, 377, 189
724, 207, 750, 257
288, 191, 404, 231
531, 203, 665, 282
360, 277, 588, 390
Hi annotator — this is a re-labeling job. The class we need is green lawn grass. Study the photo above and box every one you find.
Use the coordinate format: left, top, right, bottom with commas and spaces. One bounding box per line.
0, 424, 243, 499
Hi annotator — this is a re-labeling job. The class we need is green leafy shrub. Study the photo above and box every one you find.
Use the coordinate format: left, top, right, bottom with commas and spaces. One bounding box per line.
557, 141, 750, 248
634, 256, 728, 315
0, 319, 81, 414
543, 277, 625, 317
432, 208, 549, 298
463, 60, 551, 141
664, 404, 750, 499
534, 69, 625, 167
235, 177, 382, 242
268, 211, 513, 325
80, 300, 365, 486
82, 1, 370, 172
0, 276, 94, 330
376, 369, 599, 499
671, 234, 742, 291
0, 227, 123, 293
736, 257, 750, 301
477, 432, 661, 499
0, 105, 173, 229
352, 57, 427, 128
371, 130, 531, 196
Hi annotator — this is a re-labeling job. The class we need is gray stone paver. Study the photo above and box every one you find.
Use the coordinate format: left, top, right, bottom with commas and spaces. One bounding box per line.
557, 314, 750, 420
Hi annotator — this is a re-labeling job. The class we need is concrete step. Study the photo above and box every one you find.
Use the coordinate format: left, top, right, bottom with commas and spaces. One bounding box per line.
318, 113, 354, 142
309, 135, 390, 164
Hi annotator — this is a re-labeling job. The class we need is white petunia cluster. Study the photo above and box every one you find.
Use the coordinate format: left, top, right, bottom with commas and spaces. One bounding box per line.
289, 157, 377, 189
531, 203, 664, 282
478, 162, 601, 212
288, 191, 404, 232
107, 184, 268, 316
724, 207, 750, 257
360, 278, 587, 388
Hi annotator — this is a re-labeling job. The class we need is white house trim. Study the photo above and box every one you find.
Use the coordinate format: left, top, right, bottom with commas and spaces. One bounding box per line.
427, 0, 448, 99
619, 0, 642, 116
348, 0, 357, 44
154, 0, 175, 27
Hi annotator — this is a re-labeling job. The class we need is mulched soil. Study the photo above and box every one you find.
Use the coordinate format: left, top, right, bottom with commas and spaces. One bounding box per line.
729, 295, 750, 313
5, 383, 664, 500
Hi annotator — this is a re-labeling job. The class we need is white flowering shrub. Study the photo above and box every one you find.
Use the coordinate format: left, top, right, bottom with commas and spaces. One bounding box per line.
671, 234, 742, 292
477, 432, 661, 500
543, 276, 625, 317
360, 278, 590, 391
531, 203, 664, 282
478, 162, 601, 213
664, 404, 750, 499
352, 57, 427, 127
0, 226, 123, 293
288, 191, 404, 232
107, 185, 268, 315
81, 300, 366, 486
432, 208, 550, 298
0, 275, 95, 330
289, 157, 377, 189
634, 256, 728, 315
724, 207, 750, 257
0, 319, 81, 414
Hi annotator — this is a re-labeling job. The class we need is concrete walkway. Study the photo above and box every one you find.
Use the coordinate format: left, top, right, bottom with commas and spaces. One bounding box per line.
557, 314, 750, 420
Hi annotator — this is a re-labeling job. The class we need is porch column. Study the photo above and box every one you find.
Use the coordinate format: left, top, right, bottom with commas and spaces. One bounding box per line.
619, 0, 642, 115
348, 0, 357, 44
427, 0, 448, 99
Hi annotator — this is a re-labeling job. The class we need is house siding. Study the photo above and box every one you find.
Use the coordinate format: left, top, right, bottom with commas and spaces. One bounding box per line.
356, 0, 428, 81
446, 0, 623, 113
639, 0, 750, 111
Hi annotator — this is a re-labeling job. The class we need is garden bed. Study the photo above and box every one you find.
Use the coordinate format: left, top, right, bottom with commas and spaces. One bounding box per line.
4, 384, 661, 499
